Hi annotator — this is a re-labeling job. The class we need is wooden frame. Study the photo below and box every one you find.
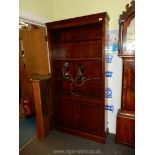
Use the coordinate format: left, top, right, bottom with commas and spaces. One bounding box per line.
46, 12, 110, 143
118, 0, 135, 57
116, 0, 135, 147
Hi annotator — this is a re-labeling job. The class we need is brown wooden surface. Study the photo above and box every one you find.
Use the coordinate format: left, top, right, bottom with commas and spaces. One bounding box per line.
20, 25, 52, 140
55, 98, 77, 130
116, 110, 135, 147
20, 27, 50, 77
19, 27, 50, 114
46, 12, 109, 142
19, 30, 34, 112
79, 102, 104, 136
30, 28, 50, 75
32, 81, 45, 139
39, 77, 54, 135
46, 12, 109, 29
55, 97, 104, 138
122, 58, 135, 111
32, 76, 53, 140
116, 0, 135, 147
118, 0, 135, 112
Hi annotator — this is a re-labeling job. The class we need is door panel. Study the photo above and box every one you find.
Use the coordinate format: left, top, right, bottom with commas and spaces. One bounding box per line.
122, 59, 135, 111
30, 28, 50, 75
79, 102, 104, 136
55, 99, 77, 129
116, 114, 135, 146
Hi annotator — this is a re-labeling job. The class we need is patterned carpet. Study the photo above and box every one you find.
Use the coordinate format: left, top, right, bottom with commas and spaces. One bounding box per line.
20, 130, 135, 155
19, 116, 36, 149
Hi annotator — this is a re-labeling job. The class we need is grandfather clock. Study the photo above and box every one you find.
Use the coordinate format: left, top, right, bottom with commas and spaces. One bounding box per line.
116, 1, 135, 147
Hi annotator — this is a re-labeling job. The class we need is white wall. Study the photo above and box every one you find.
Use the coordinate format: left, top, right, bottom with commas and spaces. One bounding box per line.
105, 52, 123, 134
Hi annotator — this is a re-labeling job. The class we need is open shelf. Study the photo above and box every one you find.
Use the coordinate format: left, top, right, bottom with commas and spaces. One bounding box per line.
55, 36, 102, 44
52, 40, 102, 59
46, 12, 109, 143
53, 58, 102, 61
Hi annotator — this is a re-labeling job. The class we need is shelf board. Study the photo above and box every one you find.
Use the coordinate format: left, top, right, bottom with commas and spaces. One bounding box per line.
55, 37, 102, 44
55, 93, 103, 104
54, 77, 102, 81
53, 58, 102, 61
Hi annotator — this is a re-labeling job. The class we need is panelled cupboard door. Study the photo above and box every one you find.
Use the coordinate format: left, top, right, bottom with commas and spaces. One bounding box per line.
78, 102, 104, 136
55, 99, 77, 129
116, 114, 135, 146
55, 99, 104, 137
122, 58, 135, 111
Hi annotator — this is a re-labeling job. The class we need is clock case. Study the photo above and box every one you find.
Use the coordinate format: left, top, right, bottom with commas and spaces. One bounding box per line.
116, 0, 135, 147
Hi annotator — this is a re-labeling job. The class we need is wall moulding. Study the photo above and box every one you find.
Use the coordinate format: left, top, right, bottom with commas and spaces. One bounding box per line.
19, 9, 52, 27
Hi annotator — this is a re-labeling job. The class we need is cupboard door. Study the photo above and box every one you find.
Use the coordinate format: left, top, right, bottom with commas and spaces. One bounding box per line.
78, 102, 104, 136
116, 113, 135, 146
122, 59, 135, 111
55, 99, 77, 129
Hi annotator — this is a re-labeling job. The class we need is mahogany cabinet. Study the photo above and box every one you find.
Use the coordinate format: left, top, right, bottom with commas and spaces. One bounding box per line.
116, 1, 135, 147
55, 96, 105, 142
46, 12, 110, 143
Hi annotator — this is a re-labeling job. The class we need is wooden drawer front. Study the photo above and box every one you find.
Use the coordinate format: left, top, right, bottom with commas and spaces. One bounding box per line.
116, 114, 135, 146
78, 102, 104, 136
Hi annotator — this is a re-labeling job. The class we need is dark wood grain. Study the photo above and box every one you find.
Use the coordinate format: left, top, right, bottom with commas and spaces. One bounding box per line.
46, 12, 109, 143
31, 76, 54, 140
116, 110, 135, 147
79, 102, 104, 136
116, 0, 135, 147
19, 30, 34, 113
122, 58, 135, 111
46, 12, 109, 29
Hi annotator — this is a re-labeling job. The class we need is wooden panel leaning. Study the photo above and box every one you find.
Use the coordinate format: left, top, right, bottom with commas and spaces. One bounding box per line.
31, 74, 54, 140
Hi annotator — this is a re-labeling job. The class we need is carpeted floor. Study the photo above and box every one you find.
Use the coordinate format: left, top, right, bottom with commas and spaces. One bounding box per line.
19, 130, 135, 155
19, 116, 36, 149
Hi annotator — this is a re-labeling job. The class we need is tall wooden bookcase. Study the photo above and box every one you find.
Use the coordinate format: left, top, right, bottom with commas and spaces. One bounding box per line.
46, 12, 110, 143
